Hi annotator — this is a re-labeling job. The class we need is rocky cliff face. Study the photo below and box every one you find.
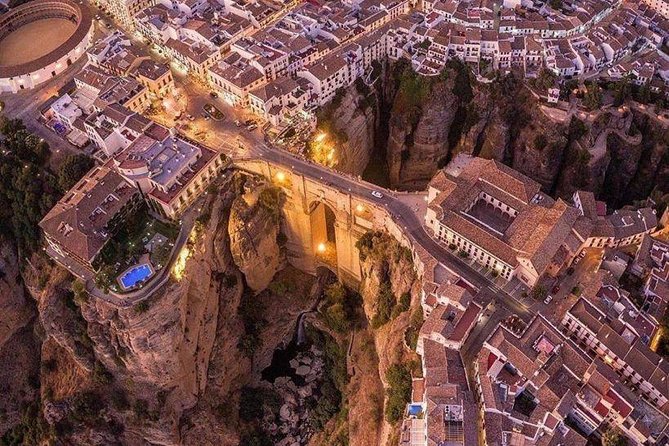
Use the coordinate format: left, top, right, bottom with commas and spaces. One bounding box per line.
0, 243, 41, 435
70, 184, 245, 445
384, 64, 461, 189
316, 81, 378, 176
354, 231, 420, 445
228, 178, 285, 292
323, 60, 669, 207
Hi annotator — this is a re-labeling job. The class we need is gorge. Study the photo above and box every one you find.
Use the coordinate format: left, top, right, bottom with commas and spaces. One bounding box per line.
315, 60, 669, 209
1, 58, 669, 446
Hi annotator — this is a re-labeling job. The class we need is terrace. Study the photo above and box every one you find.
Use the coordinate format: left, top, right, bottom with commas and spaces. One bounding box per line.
94, 204, 179, 293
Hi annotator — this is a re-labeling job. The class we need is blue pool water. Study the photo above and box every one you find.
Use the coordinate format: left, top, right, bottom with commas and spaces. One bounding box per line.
408, 404, 423, 416
119, 264, 153, 289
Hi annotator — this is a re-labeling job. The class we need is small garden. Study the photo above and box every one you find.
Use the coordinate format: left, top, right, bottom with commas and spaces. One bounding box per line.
94, 205, 180, 293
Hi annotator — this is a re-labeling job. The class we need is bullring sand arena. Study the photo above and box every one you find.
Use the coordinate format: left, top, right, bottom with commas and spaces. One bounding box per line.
0, 18, 78, 67
0, 0, 93, 93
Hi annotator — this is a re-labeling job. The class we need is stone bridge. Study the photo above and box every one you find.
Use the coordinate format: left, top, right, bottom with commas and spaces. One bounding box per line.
234, 158, 412, 287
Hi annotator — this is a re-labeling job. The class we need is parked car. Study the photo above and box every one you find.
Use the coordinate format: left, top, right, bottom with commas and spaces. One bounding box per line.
371, 190, 383, 199
209, 91, 218, 99
566, 267, 575, 276
234, 120, 242, 127
551, 284, 560, 294
544, 295, 553, 305
246, 123, 258, 131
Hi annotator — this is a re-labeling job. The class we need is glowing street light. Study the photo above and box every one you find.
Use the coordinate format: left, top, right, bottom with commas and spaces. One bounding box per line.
314, 132, 327, 143
355, 204, 364, 213
276, 171, 286, 182
317, 243, 326, 253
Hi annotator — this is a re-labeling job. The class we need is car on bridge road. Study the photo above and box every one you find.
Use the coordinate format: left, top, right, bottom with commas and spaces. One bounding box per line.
371, 191, 384, 199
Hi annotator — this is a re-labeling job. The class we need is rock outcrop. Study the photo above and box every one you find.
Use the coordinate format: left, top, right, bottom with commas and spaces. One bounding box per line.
354, 230, 421, 445
229, 178, 285, 292
316, 81, 378, 176
74, 186, 242, 445
385, 66, 460, 188
357, 231, 417, 322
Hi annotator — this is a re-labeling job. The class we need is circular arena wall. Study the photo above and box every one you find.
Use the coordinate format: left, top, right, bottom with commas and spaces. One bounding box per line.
0, 0, 94, 93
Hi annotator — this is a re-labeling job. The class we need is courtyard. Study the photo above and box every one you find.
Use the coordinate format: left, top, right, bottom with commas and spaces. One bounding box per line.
465, 199, 513, 234
94, 205, 179, 293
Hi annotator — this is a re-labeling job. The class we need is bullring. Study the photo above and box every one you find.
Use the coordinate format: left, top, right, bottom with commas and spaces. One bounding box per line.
0, 0, 93, 93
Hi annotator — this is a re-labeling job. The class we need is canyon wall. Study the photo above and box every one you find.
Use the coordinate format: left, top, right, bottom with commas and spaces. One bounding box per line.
321, 60, 669, 206
228, 178, 285, 292
321, 81, 378, 175
0, 243, 41, 435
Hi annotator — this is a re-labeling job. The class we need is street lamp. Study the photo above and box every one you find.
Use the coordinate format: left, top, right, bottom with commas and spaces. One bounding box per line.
276, 171, 286, 182
317, 243, 326, 253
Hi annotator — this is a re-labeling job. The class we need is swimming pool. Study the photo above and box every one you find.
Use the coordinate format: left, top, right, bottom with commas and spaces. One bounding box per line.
118, 264, 154, 290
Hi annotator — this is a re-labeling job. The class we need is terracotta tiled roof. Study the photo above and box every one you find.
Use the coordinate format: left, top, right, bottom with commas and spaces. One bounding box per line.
39, 163, 138, 264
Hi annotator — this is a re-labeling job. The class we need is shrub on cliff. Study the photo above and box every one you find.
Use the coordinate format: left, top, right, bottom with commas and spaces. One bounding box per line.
306, 326, 348, 430
321, 282, 360, 333
238, 386, 281, 422
404, 308, 424, 351
583, 82, 602, 111
384, 363, 412, 423
1, 401, 49, 446
92, 361, 113, 385
371, 283, 396, 328
355, 230, 394, 262
237, 289, 266, 357
258, 186, 284, 222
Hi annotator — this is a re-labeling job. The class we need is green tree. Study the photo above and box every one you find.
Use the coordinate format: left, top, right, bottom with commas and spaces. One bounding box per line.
613, 76, 632, 106
531, 285, 548, 300
72, 279, 88, 304
583, 82, 602, 111
94, 265, 116, 293
534, 68, 557, 92
636, 83, 652, 104
372, 283, 396, 328
602, 428, 628, 446
57, 154, 94, 191
0, 117, 61, 253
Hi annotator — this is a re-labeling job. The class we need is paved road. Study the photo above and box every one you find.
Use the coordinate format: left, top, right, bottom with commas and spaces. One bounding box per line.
249, 143, 533, 321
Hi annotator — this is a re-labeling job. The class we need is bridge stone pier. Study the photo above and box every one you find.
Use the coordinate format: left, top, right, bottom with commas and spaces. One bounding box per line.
234, 159, 401, 287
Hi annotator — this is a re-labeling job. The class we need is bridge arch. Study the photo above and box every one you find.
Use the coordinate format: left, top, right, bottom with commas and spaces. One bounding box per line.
308, 199, 338, 270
